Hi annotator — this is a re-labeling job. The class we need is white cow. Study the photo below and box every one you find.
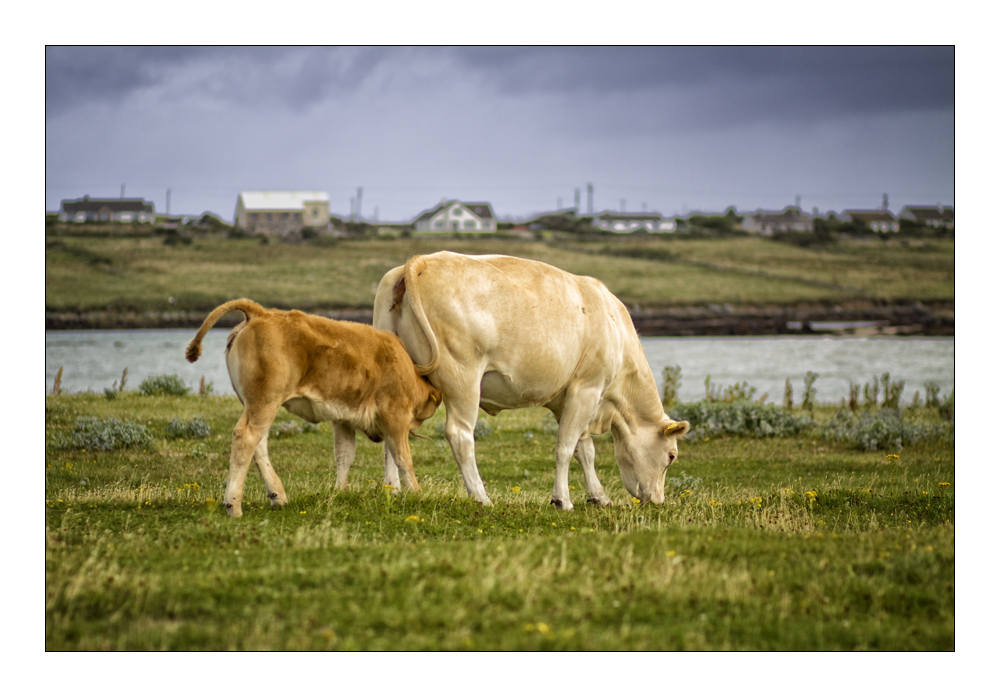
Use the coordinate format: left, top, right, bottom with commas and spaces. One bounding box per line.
373, 251, 689, 510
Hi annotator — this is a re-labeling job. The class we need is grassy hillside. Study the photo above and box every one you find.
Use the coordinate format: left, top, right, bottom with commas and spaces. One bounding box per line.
46, 392, 954, 650
45, 234, 954, 314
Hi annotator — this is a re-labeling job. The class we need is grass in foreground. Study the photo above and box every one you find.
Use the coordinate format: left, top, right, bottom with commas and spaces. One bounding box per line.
46, 393, 954, 650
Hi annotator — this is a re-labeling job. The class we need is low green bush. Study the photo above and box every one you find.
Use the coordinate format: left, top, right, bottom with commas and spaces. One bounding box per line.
268, 420, 319, 439
138, 374, 190, 396
165, 416, 212, 439
671, 400, 813, 439
821, 409, 950, 452
58, 416, 153, 451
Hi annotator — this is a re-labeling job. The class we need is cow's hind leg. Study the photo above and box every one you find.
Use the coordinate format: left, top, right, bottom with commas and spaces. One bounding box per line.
225, 404, 279, 517
334, 422, 357, 489
253, 432, 287, 508
575, 436, 612, 506
443, 391, 491, 505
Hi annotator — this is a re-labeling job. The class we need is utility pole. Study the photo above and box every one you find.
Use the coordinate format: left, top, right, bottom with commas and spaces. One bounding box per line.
587, 183, 593, 215
166, 188, 171, 215
882, 193, 889, 211
574, 188, 581, 213
795, 194, 801, 209
350, 197, 356, 222
356, 187, 363, 221
121, 184, 125, 199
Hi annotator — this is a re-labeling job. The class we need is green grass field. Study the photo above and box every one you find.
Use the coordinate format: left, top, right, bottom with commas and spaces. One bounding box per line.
46, 393, 954, 650
45, 234, 954, 314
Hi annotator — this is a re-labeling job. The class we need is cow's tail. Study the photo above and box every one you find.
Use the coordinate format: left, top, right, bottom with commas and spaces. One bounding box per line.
185, 298, 267, 363
400, 256, 441, 376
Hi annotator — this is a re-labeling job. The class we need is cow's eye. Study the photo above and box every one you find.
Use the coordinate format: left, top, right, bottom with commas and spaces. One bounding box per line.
668, 453, 676, 463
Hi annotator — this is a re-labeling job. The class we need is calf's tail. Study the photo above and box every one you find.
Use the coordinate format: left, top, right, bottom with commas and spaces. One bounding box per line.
400, 256, 441, 375
185, 298, 267, 363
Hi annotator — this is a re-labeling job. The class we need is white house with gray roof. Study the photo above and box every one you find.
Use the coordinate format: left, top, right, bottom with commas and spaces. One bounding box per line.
413, 199, 496, 233
235, 191, 330, 234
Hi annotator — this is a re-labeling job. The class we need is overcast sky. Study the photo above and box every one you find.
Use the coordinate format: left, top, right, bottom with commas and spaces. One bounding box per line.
45, 46, 954, 222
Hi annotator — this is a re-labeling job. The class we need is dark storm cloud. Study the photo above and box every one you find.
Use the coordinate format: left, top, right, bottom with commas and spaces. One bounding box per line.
450, 46, 954, 124
45, 46, 392, 116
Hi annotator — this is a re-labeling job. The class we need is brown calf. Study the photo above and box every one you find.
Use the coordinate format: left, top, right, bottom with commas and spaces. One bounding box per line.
186, 299, 441, 517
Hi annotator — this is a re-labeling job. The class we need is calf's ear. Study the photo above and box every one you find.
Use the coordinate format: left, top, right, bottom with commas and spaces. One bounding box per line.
662, 420, 690, 438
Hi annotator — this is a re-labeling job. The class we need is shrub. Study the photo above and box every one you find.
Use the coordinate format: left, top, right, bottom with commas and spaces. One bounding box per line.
268, 420, 319, 439
661, 365, 681, 410
138, 374, 190, 396
821, 409, 948, 452
666, 471, 703, 490
165, 416, 212, 439
801, 372, 818, 412
59, 417, 153, 451
671, 400, 813, 439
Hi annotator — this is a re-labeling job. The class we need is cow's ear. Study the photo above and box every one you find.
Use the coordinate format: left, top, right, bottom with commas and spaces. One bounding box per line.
662, 420, 690, 438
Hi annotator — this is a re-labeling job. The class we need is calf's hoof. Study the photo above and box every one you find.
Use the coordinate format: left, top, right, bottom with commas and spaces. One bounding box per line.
587, 495, 613, 507
225, 502, 243, 518
268, 492, 287, 508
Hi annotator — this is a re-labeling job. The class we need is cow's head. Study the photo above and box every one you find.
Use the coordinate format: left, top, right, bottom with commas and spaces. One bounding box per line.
614, 416, 690, 504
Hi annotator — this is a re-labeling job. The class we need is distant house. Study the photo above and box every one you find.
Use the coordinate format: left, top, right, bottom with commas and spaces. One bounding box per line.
235, 191, 330, 234
413, 200, 496, 233
593, 211, 677, 234
839, 209, 900, 233
741, 206, 814, 235
899, 205, 954, 230
59, 196, 155, 223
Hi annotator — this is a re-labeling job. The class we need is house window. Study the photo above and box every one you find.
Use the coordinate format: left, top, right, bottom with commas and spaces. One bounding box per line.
452, 222, 459, 231
312, 208, 318, 218
75, 212, 86, 222
294, 213, 301, 222
120, 213, 132, 222
434, 220, 445, 230
453, 207, 463, 216
463, 219, 476, 229
266, 213, 273, 223
282, 213, 289, 222
250, 213, 257, 224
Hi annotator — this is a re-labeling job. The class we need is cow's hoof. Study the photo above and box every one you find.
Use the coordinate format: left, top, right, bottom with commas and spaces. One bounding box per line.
550, 498, 574, 511
587, 496, 613, 507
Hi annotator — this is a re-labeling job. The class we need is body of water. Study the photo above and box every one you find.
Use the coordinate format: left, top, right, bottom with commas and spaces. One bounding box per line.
46, 329, 954, 406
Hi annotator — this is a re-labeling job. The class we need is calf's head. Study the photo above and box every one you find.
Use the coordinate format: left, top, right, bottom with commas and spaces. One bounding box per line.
410, 381, 443, 431
614, 417, 690, 504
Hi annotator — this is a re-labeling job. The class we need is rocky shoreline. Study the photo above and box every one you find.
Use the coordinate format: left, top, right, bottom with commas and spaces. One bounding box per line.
46, 300, 953, 336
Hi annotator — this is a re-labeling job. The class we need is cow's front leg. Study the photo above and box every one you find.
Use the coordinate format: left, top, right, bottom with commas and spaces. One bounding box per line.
575, 436, 612, 506
552, 386, 602, 511
443, 393, 492, 505
253, 432, 287, 508
333, 422, 357, 489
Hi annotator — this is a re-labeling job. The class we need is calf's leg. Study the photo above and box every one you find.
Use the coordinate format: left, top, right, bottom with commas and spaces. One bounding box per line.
385, 428, 421, 493
225, 404, 278, 517
252, 432, 287, 508
333, 422, 357, 489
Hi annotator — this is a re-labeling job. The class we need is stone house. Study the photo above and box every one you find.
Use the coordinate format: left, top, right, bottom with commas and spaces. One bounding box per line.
59, 196, 156, 223
413, 200, 496, 233
741, 206, 814, 235
235, 191, 330, 234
